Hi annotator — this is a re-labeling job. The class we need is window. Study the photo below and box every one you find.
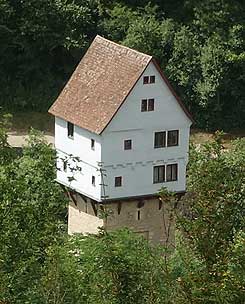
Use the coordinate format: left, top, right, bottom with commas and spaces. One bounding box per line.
63, 160, 67, 172
150, 75, 155, 83
91, 139, 95, 150
153, 165, 165, 183
154, 131, 166, 148
141, 99, 147, 111
167, 130, 179, 147
143, 76, 149, 84
148, 99, 154, 111
92, 175, 95, 186
137, 210, 141, 220
67, 121, 74, 138
141, 99, 155, 112
143, 75, 155, 84
115, 176, 122, 187
166, 164, 178, 182
124, 139, 132, 150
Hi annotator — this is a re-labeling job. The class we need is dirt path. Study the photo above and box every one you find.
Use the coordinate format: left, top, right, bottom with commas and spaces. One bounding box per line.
7, 112, 54, 147
8, 112, 244, 148
7, 132, 54, 147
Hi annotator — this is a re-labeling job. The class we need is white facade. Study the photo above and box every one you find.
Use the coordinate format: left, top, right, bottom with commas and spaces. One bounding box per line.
55, 62, 192, 202
55, 117, 102, 201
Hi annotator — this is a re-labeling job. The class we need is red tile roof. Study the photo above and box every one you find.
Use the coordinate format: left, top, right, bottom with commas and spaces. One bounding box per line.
49, 35, 193, 134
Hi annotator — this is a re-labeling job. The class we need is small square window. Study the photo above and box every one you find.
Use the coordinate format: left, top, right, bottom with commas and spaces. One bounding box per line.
91, 139, 95, 150
124, 139, 132, 150
67, 121, 74, 138
143, 76, 149, 84
154, 131, 166, 148
167, 130, 179, 147
150, 75, 155, 83
115, 176, 122, 187
148, 99, 154, 111
143, 75, 155, 84
153, 165, 165, 183
166, 164, 178, 182
92, 175, 95, 186
141, 99, 155, 112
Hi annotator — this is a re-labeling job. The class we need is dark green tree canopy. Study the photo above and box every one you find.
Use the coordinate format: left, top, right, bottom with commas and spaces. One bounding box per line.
1, 0, 244, 130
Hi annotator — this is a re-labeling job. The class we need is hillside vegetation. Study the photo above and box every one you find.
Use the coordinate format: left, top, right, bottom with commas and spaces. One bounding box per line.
0, 113, 244, 303
0, 0, 244, 130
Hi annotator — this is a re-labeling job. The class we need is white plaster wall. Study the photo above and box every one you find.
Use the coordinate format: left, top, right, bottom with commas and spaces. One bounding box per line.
55, 117, 101, 166
103, 62, 191, 133
103, 159, 187, 199
55, 117, 102, 201
102, 127, 190, 164
101, 62, 191, 199
54, 62, 191, 201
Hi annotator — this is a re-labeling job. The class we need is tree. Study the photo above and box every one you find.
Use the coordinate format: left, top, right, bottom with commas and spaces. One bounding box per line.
41, 229, 170, 304
166, 25, 200, 108
0, 117, 244, 303
0, 112, 15, 165
0, 0, 99, 111
169, 135, 245, 303
0, 120, 171, 303
122, 5, 176, 67
99, 3, 138, 42
1, 0, 244, 129
187, 0, 244, 39
0, 128, 67, 303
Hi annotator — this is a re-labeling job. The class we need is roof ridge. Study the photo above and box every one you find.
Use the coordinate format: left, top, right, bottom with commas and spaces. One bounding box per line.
95, 35, 152, 61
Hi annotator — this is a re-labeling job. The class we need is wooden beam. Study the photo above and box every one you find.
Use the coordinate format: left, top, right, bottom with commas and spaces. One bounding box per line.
90, 199, 98, 216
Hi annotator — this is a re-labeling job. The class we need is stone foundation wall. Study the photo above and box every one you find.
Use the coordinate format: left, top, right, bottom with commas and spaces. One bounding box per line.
68, 194, 103, 235
68, 193, 174, 245
104, 198, 174, 245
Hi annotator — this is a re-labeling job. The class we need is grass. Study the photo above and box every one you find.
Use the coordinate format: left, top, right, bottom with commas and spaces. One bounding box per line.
10, 112, 54, 134
9, 111, 245, 145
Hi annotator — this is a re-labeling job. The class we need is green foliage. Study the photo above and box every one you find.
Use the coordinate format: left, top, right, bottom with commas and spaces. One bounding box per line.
0, 122, 171, 303
1, 0, 244, 129
166, 26, 200, 94
0, 129, 67, 303
0, 0, 99, 111
0, 112, 16, 164
189, 0, 244, 39
186, 135, 244, 264
41, 229, 169, 304
0, 119, 244, 303
171, 136, 245, 303
99, 3, 137, 42
98, 0, 245, 130
123, 6, 176, 66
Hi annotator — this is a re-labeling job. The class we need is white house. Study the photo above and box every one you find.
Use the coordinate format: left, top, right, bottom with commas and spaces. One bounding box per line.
49, 35, 193, 243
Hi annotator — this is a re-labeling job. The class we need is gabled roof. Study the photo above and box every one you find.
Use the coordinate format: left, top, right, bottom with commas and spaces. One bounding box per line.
49, 35, 193, 134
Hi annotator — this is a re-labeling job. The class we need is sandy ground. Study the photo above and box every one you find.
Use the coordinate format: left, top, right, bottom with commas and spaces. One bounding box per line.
7, 132, 54, 147
7, 129, 244, 148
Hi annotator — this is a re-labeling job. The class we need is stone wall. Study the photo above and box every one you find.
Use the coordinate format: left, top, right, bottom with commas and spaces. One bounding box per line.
104, 198, 174, 245
68, 193, 103, 235
68, 192, 175, 245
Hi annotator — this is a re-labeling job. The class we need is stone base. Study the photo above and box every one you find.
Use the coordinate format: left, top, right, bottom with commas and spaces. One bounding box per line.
68, 192, 175, 245
68, 200, 104, 235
